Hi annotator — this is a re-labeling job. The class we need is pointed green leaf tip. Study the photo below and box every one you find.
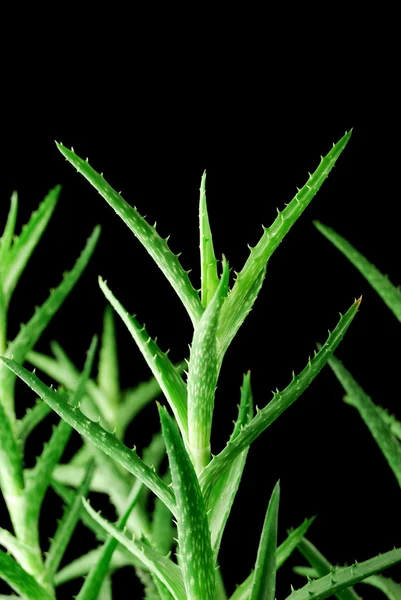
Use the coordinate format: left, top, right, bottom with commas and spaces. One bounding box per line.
158, 404, 216, 600
217, 130, 352, 363
250, 481, 280, 600
199, 170, 219, 307
56, 141, 203, 326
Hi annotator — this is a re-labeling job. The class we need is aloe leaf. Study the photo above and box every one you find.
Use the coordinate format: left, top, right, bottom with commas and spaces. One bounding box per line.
0, 399, 25, 540
158, 404, 215, 600
2, 185, 60, 304
229, 517, 316, 600
0, 356, 176, 515
314, 220, 401, 323
375, 406, 401, 441
199, 171, 219, 307
362, 574, 401, 599
0, 527, 41, 573
98, 305, 120, 412
249, 481, 280, 600
277, 517, 316, 568
217, 131, 352, 361
16, 399, 52, 446
0, 226, 100, 425
27, 342, 116, 429
0, 278, 6, 355
201, 299, 361, 503
44, 459, 95, 584
99, 576, 113, 600
296, 537, 361, 600
327, 353, 401, 489
54, 547, 131, 586
99, 276, 188, 440
0, 550, 53, 600
0, 190, 18, 263
76, 478, 143, 600
56, 142, 204, 326
23, 337, 98, 551
151, 490, 176, 557
50, 479, 139, 570
188, 258, 229, 472
209, 372, 253, 556
83, 499, 186, 600
285, 546, 401, 600
6, 226, 100, 367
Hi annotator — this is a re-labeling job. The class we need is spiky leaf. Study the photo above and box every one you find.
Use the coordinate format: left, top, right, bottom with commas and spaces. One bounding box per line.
201, 299, 361, 503
99, 276, 188, 439
83, 499, 186, 600
327, 353, 401, 489
314, 220, 401, 323
76, 479, 143, 600
217, 131, 352, 361
2, 185, 60, 304
0, 357, 176, 515
56, 142, 203, 326
44, 460, 95, 583
284, 546, 401, 600
250, 481, 280, 600
159, 404, 216, 600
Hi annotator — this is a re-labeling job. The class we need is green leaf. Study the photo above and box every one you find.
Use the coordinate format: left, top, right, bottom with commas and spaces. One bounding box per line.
327, 353, 401, 489
284, 546, 401, 600
187, 258, 229, 472
277, 517, 316, 569
209, 372, 253, 556
200, 298, 361, 503
2, 185, 60, 304
16, 399, 52, 446
1, 225, 100, 425
0, 399, 25, 540
6, 225, 100, 366
217, 131, 352, 361
158, 404, 216, 600
0, 190, 18, 264
27, 342, 117, 429
23, 337, 98, 550
56, 143, 204, 326
54, 546, 131, 586
44, 459, 95, 584
83, 499, 186, 600
314, 220, 401, 324
0, 550, 53, 600
76, 478, 143, 600
362, 575, 401, 599
229, 517, 316, 600
199, 171, 219, 307
296, 537, 361, 600
98, 305, 120, 412
99, 276, 188, 440
0, 357, 176, 516
250, 481, 280, 600
375, 406, 401, 441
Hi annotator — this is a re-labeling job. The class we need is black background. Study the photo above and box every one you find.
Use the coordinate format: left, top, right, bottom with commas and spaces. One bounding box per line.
1, 48, 400, 597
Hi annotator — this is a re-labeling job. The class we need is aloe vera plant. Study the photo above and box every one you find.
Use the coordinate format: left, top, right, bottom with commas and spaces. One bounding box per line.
1, 131, 400, 599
